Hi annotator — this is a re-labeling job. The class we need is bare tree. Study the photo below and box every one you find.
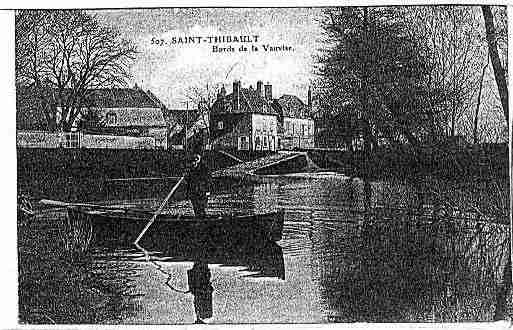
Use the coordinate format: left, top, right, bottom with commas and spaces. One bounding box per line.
184, 81, 219, 144
411, 7, 488, 140
16, 10, 137, 132
407, 6, 508, 145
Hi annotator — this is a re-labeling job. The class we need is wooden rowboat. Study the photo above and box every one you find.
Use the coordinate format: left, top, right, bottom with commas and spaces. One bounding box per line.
40, 199, 285, 246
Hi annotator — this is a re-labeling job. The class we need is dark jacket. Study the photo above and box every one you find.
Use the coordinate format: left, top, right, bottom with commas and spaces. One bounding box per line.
185, 161, 211, 198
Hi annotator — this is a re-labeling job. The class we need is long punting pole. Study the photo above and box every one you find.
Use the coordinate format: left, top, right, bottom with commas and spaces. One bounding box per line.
134, 176, 185, 246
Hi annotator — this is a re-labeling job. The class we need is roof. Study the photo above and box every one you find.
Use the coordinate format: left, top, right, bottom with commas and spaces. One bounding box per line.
81, 88, 162, 108
16, 86, 168, 128
212, 87, 277, 115
273, 94, 311, 119
17, 86, 164, 109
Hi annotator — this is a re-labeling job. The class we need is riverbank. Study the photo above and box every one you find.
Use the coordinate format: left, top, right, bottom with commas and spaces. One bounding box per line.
18, 209, 137, 324
17, 148, 241, 201
17, 144, 509, 204
307, 143, 509, 180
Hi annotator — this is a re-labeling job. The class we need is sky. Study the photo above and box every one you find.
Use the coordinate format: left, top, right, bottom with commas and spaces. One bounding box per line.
93, 8, 324, 109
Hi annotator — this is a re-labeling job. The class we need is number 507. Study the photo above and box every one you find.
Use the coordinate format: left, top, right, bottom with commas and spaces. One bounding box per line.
151, 37, 165, 45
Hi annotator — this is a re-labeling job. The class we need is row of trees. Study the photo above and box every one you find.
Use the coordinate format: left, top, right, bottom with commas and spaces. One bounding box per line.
315, 6, 508, 153
16, 10, 137, 132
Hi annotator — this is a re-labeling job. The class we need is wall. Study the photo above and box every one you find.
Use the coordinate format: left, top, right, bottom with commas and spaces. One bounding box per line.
211, 113, 252, 151
147, 127, 168, 149
281, 117, 315, 150
81, 134, 155, 149
252, 114, 278, 151
211, 113, 281, 152
17, 130, 160, 149
16, 131, 62, 148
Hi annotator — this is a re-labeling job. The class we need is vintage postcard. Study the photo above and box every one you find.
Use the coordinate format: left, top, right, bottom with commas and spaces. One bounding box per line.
11, 4, 511, 326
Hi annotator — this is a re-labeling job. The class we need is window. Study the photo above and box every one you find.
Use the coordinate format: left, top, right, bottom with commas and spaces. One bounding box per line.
62, 132, 80, 148
217, 121, 224, 130
263, 136, 269, 150
106, 112, 117, 125
255, 136, 261, 150
238, 136, 249, 150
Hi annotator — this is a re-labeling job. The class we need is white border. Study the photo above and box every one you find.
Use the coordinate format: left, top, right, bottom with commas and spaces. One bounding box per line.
1, 2, 512, 329
0, 0, 511, 9
0, 9, 17, 330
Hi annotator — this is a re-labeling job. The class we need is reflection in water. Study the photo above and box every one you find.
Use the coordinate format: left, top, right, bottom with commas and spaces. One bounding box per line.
95, 174, 509, 323
144, 240, 285, 280
187, 262, 214, 323
94, 235, 285, 323
310, 219, 509, 322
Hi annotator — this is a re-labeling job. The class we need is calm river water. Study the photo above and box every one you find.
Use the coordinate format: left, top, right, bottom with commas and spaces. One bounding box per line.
92, 173, 509, 323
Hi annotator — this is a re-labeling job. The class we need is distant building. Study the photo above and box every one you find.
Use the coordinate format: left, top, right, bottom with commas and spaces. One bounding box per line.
210, 80, 315, 152
82, 87, 168, 149
271, 90, 315, 150
166, 109, 208, 151
210, 80, 279, 152
16, 85, 169, 149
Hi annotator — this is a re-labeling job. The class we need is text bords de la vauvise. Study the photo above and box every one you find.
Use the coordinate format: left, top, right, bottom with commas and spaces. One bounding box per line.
150, 34, 294, 53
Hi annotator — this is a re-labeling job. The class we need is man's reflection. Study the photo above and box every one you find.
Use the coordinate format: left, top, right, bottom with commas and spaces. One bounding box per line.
187, 261, 214, 324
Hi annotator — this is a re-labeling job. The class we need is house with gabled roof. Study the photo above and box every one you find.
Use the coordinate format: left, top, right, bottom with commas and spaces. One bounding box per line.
82, 87, 168, 148
272, 91, 315, 150
210, 80, 315, 152
16, 85, 169, 149
210, 80, 279, 152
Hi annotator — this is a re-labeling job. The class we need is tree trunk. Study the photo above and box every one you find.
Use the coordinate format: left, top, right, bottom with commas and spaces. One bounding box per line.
482, 5, 509, 124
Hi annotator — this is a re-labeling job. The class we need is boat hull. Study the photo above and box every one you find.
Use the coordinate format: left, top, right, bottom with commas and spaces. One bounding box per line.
70, 209, 285, 247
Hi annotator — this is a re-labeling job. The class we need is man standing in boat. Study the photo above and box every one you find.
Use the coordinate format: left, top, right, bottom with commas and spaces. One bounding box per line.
184, 153, 211, 218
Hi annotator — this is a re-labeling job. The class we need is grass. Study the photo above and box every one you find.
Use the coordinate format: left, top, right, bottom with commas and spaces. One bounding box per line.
312, 218, 509, 322
309, 171, 511, 322
18, 208, 137, 324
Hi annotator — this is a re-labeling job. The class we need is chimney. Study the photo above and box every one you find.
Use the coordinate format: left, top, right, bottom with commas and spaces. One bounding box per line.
307, 86, 312, 109
264, 82, 272, 101
232, 80, 241, 112
256, 80, 263, 98
217, 85, 226, 101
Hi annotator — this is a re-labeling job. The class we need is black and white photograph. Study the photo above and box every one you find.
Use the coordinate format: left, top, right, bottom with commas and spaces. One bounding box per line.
11, 3, 511, 325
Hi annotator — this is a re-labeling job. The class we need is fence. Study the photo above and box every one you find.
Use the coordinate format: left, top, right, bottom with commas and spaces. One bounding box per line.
17, 131, 158, 149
